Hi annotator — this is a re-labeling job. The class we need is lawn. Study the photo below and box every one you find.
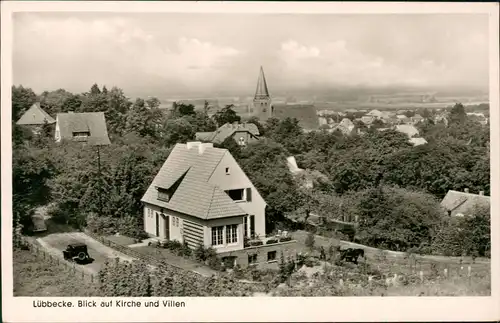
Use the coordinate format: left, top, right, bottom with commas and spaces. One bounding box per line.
132, 245, 218, 277
13, 248, 99, 297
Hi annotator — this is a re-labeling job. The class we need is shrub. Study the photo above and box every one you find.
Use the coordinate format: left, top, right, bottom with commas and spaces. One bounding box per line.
304, 257, 315, 267
165, 240, 183, 251
86, 213, 116, 235
266, 238, 278, 245
279, 236, 292, 242
249, 240, 264, 247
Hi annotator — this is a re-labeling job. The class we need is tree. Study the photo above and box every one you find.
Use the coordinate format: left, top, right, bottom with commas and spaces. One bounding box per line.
213, 104, 241, 126
162, 117, 196, 146
90, 83, 101, 95
146, 97, 161, 110
12, 85, 37, 122
449, 103, 467, 124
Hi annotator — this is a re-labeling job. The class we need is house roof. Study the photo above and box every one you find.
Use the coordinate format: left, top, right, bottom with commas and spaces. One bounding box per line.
366, 109, 384, 117
195, 122, 260, 144
441, 190, 490, 215
395, 124, 419, 138
141, 142, 249, 220
334, 118, 356, 135
16, 103, 55, 125
409, 137, 428, 146
272, 104, 319, 130
56, 112, 111, 145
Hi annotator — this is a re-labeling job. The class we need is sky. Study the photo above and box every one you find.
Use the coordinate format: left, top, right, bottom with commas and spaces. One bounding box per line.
13, 13, 490, 98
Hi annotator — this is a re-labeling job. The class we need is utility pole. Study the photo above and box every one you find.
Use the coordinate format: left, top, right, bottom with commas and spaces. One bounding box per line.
96, 145, 103, 216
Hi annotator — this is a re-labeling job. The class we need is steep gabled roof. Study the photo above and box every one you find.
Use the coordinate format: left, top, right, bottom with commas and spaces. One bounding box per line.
441, 190, 490, 215
141, 143, 248, 220
195, 122, 260, 144
56, 112, 110, 145
16, 103, 55, 125
254, 66, 270, 100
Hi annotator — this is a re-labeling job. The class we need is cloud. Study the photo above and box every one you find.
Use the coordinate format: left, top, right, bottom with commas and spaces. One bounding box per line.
277, 38, 486, 89
13, 15, 243, 93
13, 13, 489, 96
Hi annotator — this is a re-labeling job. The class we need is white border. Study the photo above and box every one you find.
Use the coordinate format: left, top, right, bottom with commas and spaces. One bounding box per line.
2, 2, 499, 322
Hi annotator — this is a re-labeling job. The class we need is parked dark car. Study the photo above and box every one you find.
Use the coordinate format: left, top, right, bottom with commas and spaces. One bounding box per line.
63, 243, 91, 264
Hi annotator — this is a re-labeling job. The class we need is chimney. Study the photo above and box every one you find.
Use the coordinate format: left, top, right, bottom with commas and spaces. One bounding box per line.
464, 188, 469, 193
199, 142, 213, 154
186, 141, 202, 150
479, 191, 484, 196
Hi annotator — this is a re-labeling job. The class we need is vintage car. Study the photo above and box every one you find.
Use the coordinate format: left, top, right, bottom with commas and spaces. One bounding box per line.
62, 243, 91, 263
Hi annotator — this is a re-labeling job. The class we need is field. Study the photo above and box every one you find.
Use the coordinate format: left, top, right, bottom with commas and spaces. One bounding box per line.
13, 248, 99, 297
280, 230, 491, 296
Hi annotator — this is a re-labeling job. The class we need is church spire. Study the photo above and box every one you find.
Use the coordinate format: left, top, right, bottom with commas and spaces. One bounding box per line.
254, 66, 270, 100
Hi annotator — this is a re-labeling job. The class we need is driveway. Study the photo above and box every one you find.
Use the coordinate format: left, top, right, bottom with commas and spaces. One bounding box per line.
36, 232, 136, 275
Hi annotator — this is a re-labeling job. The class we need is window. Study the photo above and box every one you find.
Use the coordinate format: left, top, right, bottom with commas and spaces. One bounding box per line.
249, 215, 255, 238
211, 226, 224, 246
244, 216, 248, 238
157, 188, 170, 202
72, 131, 90, 142
248, 254, 258, 264
238, 137, 246, 146
225, 167, 230, 175
267, 251, 277, 262
226, 224, 238, 244
226, 189, 244, 202
246, 188, 252, 202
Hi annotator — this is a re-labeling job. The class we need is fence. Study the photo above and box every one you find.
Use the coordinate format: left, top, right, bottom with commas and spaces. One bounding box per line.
18, 237, 97, 284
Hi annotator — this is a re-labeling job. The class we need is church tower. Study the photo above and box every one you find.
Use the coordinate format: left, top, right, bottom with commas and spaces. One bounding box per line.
253, 66, 273, 119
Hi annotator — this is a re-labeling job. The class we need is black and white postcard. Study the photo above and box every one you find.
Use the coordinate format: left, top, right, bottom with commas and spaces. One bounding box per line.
1, 1, 499, 322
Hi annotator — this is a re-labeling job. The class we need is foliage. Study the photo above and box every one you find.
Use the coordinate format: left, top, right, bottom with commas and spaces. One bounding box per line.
213, 104, 241, 126
431, 205, 490, 257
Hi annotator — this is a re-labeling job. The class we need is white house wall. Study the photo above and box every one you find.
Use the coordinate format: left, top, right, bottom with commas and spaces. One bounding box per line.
208, 152, 266, 238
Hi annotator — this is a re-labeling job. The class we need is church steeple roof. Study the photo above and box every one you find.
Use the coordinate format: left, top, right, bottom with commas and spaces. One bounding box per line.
254, 66, 270, 100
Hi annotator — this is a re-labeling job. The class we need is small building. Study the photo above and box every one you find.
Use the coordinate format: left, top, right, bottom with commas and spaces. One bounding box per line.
395, 124, 420, 138
195, 122, 260, 146
440, 189, 490, 217
16, 103, 56, 134
333, 118, 356, 136
54, 112, 111, 145
365, 109, 385, 119
411, 114, 424, 124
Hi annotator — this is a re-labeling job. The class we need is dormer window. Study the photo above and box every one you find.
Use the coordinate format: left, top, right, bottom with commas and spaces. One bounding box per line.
157, 187, 171, 202
73, 131, 90, 141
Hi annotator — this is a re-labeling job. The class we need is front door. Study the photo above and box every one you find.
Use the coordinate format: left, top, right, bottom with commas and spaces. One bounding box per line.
155, 213, 159, 237
164, 215, 170, 240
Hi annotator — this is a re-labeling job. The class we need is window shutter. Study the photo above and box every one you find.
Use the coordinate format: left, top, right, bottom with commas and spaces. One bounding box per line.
246, 188, 252, 202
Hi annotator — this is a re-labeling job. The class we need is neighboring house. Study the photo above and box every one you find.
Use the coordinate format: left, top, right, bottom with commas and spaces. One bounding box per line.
141, 142, 267, 254
361, 115, 375, 125
440, 189, 490, 217
411, 114, 424, 124
16, 103, 56, 134
396, 114, 410, 124
318, 117, 328, 126
195, 122, 260, 146
409, 137, 428, 146
365, 109, 385, 119
54, 112, 111, 145
434, 112, 450, 127
333, 118, 356, 136
395, 124, 420, 138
